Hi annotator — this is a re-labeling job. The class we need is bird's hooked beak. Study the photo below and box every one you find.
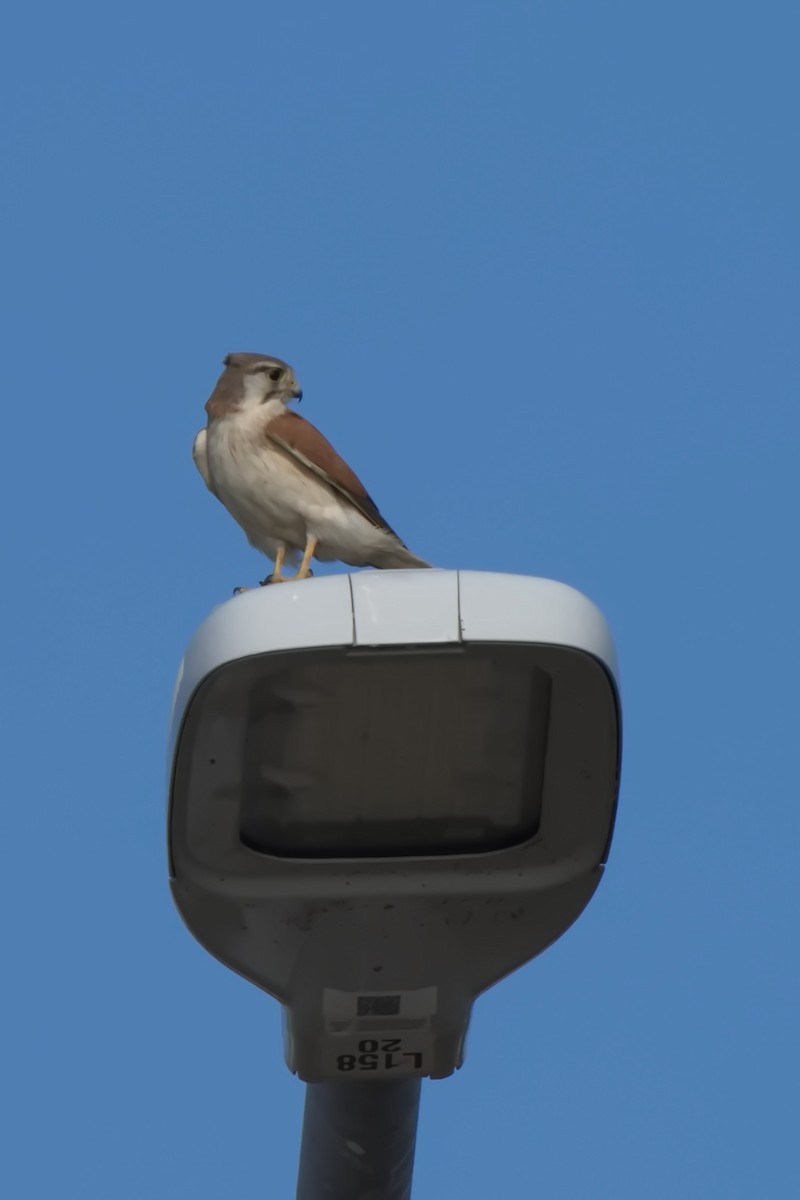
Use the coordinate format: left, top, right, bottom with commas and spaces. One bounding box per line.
290, 382, 303, 402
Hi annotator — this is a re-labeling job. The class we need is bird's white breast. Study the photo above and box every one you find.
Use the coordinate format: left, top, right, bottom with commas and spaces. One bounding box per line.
205, 402, 308, 551
204, 400, 406, 567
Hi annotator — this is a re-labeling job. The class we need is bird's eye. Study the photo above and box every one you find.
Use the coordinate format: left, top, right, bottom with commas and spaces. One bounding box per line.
269, 367, 283, 381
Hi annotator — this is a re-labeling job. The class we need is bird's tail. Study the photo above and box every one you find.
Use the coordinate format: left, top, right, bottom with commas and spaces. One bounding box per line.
369, 544, 432, 570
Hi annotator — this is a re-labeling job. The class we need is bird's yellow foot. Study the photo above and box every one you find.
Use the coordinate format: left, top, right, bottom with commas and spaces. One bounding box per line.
295, 537, 318, 580
261, 544, 290, 585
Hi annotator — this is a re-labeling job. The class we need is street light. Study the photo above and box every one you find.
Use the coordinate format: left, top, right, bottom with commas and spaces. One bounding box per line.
168, 570, 621, 1197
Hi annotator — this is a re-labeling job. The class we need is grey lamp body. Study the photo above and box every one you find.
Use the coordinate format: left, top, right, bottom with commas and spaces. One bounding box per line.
168, 570, 621, 1196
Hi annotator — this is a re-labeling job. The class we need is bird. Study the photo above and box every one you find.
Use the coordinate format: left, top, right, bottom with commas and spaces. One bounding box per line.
193, 352, 431, 584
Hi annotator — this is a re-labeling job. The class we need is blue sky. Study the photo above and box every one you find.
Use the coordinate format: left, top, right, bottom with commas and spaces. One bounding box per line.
3, 2, 798, 1196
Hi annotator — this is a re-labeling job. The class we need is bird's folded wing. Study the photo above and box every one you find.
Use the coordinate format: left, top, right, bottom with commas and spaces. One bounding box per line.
264, 411, 400, 538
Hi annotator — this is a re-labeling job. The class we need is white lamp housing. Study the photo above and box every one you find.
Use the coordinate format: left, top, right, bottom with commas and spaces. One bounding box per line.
168, 571, 621, 1081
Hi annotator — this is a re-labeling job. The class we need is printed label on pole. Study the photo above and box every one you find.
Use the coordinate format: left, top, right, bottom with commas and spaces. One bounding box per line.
327, 1033, 434, 1076
322, 987, 437, 1076
323, 986, 437, 1021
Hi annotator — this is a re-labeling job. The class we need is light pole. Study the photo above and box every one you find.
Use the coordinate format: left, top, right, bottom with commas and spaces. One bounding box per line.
168, 570, 621, 1197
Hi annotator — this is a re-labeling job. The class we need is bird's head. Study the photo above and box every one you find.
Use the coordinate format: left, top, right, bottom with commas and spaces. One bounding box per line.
206, 352, 303, 418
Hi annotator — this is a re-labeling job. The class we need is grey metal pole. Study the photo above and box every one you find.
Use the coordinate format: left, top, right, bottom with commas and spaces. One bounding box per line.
295, 1079, 422, 1200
